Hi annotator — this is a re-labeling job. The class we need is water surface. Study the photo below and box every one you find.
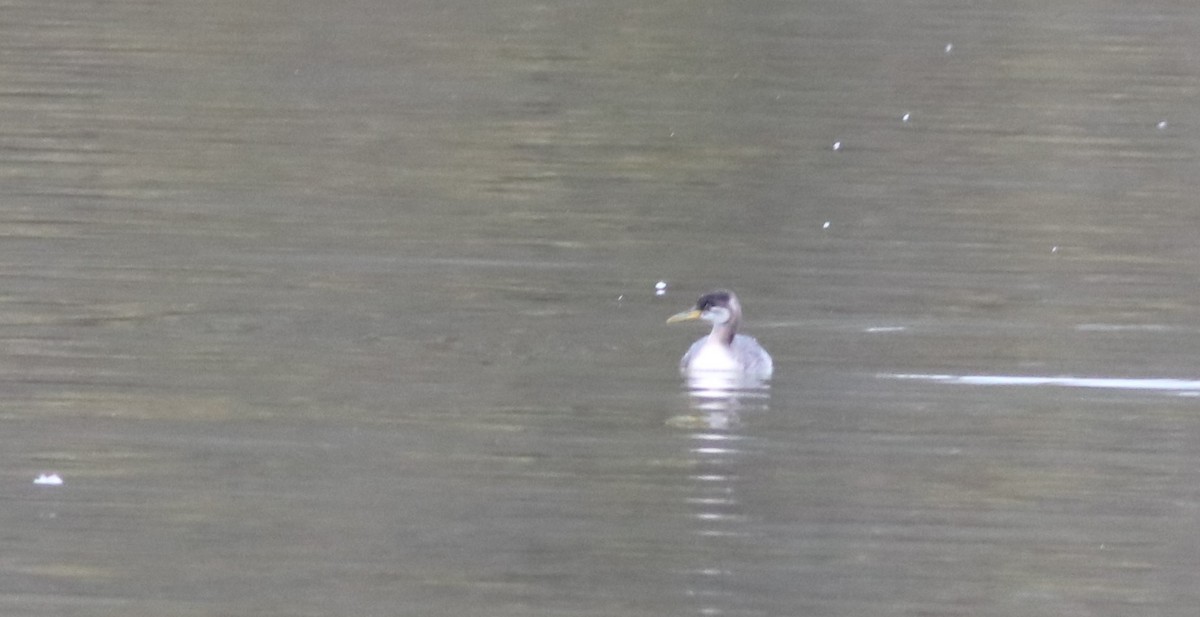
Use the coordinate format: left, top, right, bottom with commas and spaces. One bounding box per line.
3, 1, 1200, 615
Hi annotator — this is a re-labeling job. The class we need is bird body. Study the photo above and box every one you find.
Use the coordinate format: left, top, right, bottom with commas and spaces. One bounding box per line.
667, 290, 773, 378
680, 333, 772, 375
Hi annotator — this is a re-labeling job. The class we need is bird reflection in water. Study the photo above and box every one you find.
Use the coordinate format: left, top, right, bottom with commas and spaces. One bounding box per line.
665, 289, 770, 616
666, 289, 772, 427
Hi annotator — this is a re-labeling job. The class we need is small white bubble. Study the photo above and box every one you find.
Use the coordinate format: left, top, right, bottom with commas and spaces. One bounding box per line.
944, 43, 953, 53
1157, 120, 1168, 130
832, 141, 841, 151
655, 281, 667, 296
617, 294, 624, 301
901, 112, 911, 122
34, 473, 63, 486
822, 221, 831, 229
1051, 246, 1059, 253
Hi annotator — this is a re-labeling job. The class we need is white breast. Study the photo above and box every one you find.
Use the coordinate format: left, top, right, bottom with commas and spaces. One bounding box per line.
680, 334, 773, 377
684, 339, 740, 372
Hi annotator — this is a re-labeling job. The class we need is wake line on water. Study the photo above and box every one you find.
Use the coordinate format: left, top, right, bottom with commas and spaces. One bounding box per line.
884, 373, 1200, 394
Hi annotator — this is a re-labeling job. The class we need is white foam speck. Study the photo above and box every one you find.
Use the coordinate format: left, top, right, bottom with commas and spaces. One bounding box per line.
34, 473, 63, 486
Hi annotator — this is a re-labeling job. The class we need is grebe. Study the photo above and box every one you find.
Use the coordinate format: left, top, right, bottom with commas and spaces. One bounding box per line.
667, 290, 772, 377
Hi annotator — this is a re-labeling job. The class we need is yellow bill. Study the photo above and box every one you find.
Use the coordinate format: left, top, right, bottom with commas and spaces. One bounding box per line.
666, 309, 703, 324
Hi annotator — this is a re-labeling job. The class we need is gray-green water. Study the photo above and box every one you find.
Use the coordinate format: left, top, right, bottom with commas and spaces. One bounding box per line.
3, 1, 1200, 615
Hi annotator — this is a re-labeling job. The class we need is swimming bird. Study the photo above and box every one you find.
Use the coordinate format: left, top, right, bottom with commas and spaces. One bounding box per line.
667, 290, 773, 377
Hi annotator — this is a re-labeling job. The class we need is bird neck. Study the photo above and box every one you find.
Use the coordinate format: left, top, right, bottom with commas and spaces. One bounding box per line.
708, 322, 736, 346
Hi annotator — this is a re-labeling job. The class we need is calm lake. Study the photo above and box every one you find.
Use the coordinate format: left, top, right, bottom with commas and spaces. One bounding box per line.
2, 1, 1200, 615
